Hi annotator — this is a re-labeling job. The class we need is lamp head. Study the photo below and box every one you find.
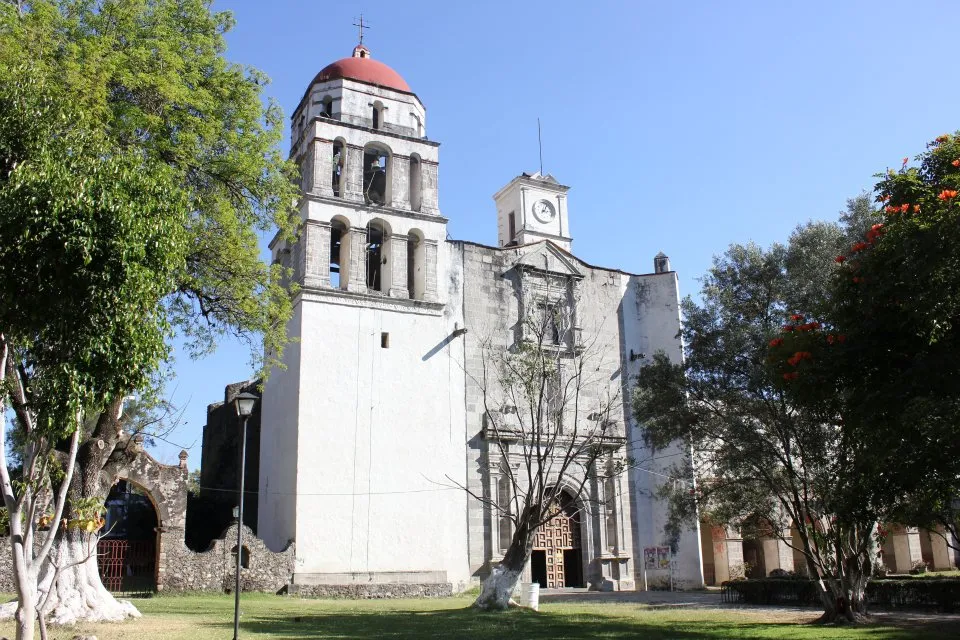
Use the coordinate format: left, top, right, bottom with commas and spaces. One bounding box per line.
233, 391, 258, 418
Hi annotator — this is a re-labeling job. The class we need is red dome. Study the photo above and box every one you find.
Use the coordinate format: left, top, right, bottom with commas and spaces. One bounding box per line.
314, 55, 411, 93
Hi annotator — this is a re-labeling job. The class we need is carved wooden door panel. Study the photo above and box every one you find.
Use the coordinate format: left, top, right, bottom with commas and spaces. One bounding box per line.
534, 504, 580, 588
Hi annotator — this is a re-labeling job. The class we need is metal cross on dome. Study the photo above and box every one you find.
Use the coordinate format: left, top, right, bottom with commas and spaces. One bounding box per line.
353, 14, 371, 44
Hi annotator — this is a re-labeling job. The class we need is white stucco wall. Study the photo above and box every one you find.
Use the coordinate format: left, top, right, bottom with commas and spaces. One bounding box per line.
621, 270, 705, 588
291, 281, 469, 584
258, 305, 303, 551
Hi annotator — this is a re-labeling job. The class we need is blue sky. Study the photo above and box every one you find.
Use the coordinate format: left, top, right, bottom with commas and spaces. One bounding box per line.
158, 0, 960, 468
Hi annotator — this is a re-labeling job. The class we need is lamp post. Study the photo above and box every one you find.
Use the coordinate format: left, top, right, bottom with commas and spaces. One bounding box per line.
232, 391, 257, 640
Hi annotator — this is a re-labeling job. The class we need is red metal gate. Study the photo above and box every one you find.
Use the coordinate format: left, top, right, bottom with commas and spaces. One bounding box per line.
97, 539, 157, 595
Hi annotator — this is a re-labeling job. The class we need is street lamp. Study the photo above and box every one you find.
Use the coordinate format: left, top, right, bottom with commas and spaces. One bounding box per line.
232, 391, 257, 640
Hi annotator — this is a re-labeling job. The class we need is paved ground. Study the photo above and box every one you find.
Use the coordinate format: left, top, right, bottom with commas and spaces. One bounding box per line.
538, 588, 960, 623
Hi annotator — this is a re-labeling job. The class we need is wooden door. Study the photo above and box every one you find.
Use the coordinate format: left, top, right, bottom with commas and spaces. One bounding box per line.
533, 500, 581, 588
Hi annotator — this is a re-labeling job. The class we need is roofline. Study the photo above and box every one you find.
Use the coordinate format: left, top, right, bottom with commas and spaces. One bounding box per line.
492, 175, 571, 201
295, 115, 441, 151
449, 238, 674, 279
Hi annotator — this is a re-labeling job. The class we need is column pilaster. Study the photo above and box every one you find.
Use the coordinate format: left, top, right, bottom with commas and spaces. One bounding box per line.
389, 233, 410, 298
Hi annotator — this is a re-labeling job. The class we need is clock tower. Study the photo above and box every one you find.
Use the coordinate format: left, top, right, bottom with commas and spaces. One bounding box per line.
493, 171, 572, 252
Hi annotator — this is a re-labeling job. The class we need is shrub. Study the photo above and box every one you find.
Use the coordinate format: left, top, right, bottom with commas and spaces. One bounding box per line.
910, 560, 929, 575
868, 578, 960, 612
723, 577, 960, 611
721, 579, 819, 606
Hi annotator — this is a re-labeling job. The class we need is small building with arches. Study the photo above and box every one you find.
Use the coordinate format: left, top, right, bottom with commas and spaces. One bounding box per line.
258, 39, 701, 595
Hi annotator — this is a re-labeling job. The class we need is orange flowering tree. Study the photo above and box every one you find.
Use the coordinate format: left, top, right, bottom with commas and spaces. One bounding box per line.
775, 133, 960, 560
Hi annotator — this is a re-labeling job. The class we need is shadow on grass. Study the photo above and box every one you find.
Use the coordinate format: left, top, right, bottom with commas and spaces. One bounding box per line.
199, 606, 960, 640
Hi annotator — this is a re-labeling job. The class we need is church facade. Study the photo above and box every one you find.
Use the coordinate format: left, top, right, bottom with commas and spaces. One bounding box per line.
256, 42, 704, 593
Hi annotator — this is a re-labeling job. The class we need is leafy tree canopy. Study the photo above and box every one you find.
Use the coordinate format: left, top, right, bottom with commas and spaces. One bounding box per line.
1, 0, 300, 375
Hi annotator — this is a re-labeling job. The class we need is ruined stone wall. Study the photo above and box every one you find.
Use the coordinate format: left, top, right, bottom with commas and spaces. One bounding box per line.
0, 536, 14, 593
164, 523, 294, 593
1, 525, 293, 595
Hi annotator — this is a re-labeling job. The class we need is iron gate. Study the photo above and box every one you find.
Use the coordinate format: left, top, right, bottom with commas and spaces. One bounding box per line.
97, 538, 157, 597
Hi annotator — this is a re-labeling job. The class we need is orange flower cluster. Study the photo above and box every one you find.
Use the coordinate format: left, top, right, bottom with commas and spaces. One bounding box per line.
851, 241, 870, 253
935, 134, 951, 144
885, 203, 912, 215
796, 321, 820, 332
787, 351, 813, 367
902, 157, 909, 167
866, 223, 885, 243
782, 324, 795, 332
783, 371, 800, 381
769, 337, 784, 347
879, 194, 891, 202
791, 314, 804, 322
952, 159, 960, 167
835, 255, 846, 264
939, 189, 958, 200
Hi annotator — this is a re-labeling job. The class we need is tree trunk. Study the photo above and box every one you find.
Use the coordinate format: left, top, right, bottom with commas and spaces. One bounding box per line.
815, 564, 870, 624
37, 530, 142, 625
474, 524, 534, 611
13, 587, 34, 640
0, 530, 141, 627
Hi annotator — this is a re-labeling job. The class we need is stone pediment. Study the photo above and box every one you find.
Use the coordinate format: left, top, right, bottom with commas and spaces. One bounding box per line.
513, 242, 584, 279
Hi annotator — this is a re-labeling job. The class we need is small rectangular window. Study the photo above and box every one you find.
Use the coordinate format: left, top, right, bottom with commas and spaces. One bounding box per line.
381, 332, 390, 349
508, 212, 516, 243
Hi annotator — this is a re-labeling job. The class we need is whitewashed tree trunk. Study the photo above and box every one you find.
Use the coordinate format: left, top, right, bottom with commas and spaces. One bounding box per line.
474, 524, 534, 611
0, 531, 141, 626
40, 531, 141, 625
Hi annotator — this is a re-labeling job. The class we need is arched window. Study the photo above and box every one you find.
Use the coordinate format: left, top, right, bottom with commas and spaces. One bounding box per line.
372, 101, 384, 130
407, 228, 425, 300
331, 138, 345, 198
409, 154, 422, 212
363, 143, 391, 206
329, 217, 351, 289
366, 219, 392, 293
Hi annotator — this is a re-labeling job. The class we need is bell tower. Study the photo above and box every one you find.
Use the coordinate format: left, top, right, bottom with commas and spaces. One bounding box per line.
493, 172, 572, 252
258, 42, 466, 581
276, 41, 444, 299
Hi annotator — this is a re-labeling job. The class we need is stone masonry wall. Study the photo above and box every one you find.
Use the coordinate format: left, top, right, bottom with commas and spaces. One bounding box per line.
287, 583, 452, 599
1, 525, 293, 595
165, 523, 294, 593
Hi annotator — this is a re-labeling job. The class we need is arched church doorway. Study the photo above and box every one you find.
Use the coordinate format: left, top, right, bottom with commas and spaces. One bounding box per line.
531, 491, 584, 589
97, 479, 159, 596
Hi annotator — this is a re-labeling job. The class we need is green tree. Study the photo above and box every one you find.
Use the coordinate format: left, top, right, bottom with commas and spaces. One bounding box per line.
0, 70, 188, 640
0, 0, 298, 628
633, 215, 891, 623
779, 134, 960, 559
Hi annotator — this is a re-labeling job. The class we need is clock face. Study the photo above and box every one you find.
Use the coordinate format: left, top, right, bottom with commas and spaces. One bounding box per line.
532, 199, 556, 224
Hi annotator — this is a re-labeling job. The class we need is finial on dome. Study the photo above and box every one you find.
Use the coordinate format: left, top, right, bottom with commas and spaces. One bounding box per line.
352, 14, 371, 58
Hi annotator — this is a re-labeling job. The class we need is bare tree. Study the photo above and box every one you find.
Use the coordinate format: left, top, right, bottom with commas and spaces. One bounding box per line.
461, 292, 625, 611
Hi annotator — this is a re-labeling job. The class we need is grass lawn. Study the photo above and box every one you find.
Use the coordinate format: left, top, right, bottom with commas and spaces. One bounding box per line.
2, 592, 959, 639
